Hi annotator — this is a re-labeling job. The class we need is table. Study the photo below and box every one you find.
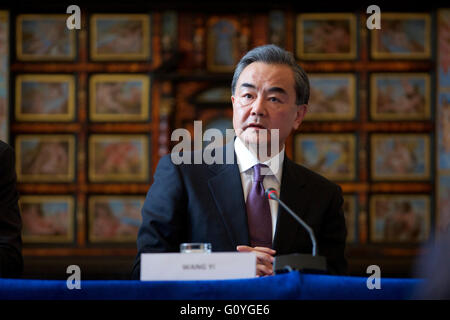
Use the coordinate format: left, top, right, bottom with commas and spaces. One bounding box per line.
0, 271, 422, 300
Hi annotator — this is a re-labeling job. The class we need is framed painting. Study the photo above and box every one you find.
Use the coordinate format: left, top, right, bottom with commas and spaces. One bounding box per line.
0, 11, 9, 142
371, 134, 430, 181
294, 133, 356, 181
89, 74, 150, 122
194, 86, 232, 105
370, 73, 430, 120
438, 10, 450, 87
88, 195, 144, 243
305, 73, 357, 121
207, 17, 239, 72
16, 14, 76, 61
343, 195, 357, 243
20, 195, 75, 243
269, 10, 286, 48
15, 74, 76, 122
369, 194, 430, 243
15, 134, 75, 182
296, 13, 357, 60
90, 14, 151, 61
371, 13, 431, 60
88, 134, 149, 182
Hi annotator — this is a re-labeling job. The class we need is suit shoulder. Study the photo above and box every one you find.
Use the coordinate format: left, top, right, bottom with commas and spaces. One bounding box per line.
158, 150, 203, 167
155, 152, 211, 179
160, 147, 226, 168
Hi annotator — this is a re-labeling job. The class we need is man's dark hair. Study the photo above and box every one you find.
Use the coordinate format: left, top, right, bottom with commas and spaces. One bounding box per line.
231, 44, 310, 105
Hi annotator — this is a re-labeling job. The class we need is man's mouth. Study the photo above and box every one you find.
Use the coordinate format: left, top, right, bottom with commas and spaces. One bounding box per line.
244, 123, 266, 130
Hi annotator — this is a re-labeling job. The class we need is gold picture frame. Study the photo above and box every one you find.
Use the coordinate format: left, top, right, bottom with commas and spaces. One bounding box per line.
15, 74, 76, 122
89, 74, 150, 122
305, 73, 357, 121
88, 195, 144, 243
207, 17, 240, 72
371, 133, 431, 181
369, 194, 431, 243
16, 14, 76, 61
90, 14, 151, 61
20, 195, 75, 243
371, 13, 431, 60
15, 134, 76, 182
294, 133, 357, 181
370, 73, 431, 121
88, 134, 149, 182
296, 13, 357, 60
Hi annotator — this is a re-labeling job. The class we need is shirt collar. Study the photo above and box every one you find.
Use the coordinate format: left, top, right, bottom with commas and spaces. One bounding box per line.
234, 136, 284, 183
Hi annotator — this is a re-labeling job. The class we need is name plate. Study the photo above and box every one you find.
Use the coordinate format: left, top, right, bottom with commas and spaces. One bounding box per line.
140, 252, 256, 281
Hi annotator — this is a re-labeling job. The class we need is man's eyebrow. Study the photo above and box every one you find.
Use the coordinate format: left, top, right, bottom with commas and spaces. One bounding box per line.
267, 87, 288, 95
239, 83, 288, 95
240, 83, 256, 90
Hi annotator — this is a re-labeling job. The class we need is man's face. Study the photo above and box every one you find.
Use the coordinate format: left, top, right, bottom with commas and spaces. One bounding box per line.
231, 62, 307, 150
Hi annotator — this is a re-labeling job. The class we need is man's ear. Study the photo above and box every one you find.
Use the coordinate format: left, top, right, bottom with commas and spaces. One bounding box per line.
231, 96, 235, 106
293, 104, 307, 130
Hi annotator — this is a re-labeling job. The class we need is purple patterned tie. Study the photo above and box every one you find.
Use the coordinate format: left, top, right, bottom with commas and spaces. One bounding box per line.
246, 163, 272, 248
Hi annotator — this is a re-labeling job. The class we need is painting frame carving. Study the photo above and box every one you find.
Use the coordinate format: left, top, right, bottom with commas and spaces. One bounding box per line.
88, 134, 150, 183
296, 13, 357, 60
90, 13, 151, 61
294, 133, 357, 181
88, 195, 144, 243
370, 73, 431, 121
369, 194, 431, 244
15, 134, 76, 183
305, 73, 357, 121
370, 13, 431, 60
206, 17, 240, 72
20, 195, 75, 244
16, 14, 76, 61
370, 133, 431, 181
15, 74, 76, 122
89, 74, 150, 122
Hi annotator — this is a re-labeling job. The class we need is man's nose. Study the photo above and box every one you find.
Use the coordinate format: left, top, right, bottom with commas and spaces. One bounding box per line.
250, 96, 267, 116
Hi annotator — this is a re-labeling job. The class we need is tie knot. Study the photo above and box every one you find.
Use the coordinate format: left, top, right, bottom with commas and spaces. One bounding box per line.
252, 163, 268, 182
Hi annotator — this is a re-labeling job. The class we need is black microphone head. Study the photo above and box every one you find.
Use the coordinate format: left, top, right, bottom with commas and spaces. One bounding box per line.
265, 188, 278, 200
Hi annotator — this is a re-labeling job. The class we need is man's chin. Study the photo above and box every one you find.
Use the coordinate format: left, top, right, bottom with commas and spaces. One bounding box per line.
239, 133, 270, 148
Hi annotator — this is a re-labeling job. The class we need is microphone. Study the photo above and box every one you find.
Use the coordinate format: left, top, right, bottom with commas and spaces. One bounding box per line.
266, 188, 318, 256
265, 188, 327, 274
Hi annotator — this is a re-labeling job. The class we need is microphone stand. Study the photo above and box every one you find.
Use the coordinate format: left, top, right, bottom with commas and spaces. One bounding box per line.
266, 188, 327, 274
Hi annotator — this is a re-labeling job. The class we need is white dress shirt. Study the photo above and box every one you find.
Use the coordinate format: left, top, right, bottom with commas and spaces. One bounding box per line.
234, 137, 284, 241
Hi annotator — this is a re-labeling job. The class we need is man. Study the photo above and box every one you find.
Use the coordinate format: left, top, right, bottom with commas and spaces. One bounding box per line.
413, 230, 450, 299
132, 45, 347, 279
0, 140, 23, 278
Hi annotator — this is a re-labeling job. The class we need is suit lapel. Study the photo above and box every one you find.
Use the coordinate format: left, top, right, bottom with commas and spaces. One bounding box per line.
207, 143, 250, 248
273, 156, 308, 253
206, 145, 309, 251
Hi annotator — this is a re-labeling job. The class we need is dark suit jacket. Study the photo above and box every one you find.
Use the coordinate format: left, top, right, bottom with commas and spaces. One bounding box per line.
132, 143, 347, 279
0, 140, 23, 278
